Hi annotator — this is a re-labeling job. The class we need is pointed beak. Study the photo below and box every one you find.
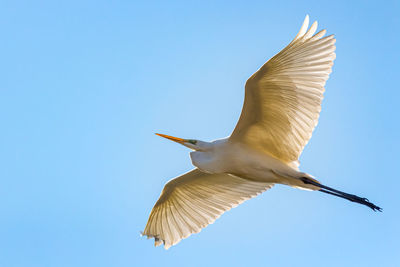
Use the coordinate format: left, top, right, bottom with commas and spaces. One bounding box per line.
155, 133, 186, 144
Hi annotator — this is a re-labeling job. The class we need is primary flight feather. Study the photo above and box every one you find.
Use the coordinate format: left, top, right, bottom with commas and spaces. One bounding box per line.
142, 15, 381, 250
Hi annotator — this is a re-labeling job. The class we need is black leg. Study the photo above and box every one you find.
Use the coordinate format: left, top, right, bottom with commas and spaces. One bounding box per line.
301, 177, 382, 212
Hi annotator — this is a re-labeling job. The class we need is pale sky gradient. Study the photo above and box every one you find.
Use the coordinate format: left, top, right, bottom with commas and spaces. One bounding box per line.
1, 1, 399, 266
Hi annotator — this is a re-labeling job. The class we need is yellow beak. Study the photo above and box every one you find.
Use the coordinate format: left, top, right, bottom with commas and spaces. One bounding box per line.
155, 133, 186, 143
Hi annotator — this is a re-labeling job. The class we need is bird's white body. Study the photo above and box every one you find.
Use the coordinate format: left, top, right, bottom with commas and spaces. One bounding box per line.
190, 138, 315, 190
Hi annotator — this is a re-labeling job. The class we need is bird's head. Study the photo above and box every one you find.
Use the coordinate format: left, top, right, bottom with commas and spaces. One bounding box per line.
155, 133, 210, 151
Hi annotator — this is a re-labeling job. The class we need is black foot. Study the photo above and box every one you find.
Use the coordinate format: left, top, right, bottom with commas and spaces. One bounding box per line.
301, 177, 382, 212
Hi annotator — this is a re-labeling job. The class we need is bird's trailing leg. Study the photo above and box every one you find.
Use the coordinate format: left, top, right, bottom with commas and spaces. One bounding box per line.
300, 177, 382, 212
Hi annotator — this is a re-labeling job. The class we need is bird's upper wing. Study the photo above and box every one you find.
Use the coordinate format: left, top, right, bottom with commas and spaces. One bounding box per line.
230, 15, 336, 165
142, 169, 274, 249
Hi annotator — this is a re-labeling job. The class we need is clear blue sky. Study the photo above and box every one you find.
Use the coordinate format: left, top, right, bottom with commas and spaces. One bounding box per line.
1, 1, 399, 266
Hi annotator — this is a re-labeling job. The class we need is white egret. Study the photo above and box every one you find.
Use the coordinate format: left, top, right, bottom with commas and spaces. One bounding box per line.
142, 15, 381, 249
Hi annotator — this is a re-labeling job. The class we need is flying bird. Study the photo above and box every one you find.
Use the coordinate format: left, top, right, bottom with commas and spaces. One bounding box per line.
142, 15, 382, 249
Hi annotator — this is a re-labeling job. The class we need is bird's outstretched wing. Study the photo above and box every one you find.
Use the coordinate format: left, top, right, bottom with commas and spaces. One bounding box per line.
142, 169, 273, 249
230, 15, 336, 165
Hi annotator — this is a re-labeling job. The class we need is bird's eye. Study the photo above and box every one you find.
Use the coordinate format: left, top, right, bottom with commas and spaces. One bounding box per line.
188, 140, 197, 145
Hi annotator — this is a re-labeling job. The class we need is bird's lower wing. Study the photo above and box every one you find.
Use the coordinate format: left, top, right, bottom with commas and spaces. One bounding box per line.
142, 169, 274, 249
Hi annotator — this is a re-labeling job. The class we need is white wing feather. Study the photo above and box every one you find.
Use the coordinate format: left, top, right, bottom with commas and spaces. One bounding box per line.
142, 169, 274, 249
230, 16, 336, 164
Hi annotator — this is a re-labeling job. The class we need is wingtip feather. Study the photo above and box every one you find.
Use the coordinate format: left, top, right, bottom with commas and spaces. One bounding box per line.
304, 21, 318, 39
292, 15, 310, 43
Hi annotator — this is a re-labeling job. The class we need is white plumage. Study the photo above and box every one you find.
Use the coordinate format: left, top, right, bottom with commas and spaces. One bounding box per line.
231, 15, 335, 164
144, 169, 273, 249
142, 15, 381, 250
